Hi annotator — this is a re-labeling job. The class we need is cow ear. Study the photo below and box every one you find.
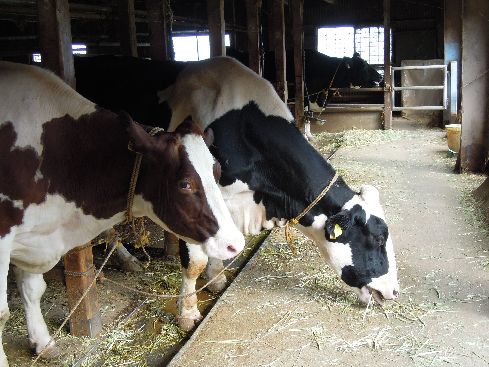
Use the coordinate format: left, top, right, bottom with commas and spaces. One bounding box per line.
204, 128, 214, 147
127, 118, 157, 153
325, 211, 351, 240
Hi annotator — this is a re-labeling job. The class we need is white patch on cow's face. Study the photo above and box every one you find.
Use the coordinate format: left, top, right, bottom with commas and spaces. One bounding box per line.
0, 62, 96, 155
181, 134, 245, 260
297, 214, 354, 276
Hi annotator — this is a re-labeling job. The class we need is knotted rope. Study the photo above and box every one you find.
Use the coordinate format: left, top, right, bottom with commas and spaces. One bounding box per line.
284, 172, 339, 255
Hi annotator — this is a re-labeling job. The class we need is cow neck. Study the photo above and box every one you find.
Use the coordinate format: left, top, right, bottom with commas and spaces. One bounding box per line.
125, 126, 165, 223
40, 108, 136, 219
208, 102, 356, 224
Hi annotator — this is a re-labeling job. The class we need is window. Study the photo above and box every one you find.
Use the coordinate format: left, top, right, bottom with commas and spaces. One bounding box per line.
317, 26, 387, 65
32, 44, 87, 63
173, 34, 231, 61
317, 27, 354, 58
354, 27, 384, 65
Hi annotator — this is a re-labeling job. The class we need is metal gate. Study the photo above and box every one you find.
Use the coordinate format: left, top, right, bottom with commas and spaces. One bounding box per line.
390, 64, 448, 111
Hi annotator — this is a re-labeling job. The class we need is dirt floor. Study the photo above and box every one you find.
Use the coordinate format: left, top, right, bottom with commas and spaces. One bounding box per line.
5, 119, 489, 366
168, 120, 489, 367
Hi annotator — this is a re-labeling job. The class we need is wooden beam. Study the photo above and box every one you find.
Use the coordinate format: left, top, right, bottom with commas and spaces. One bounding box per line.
119, 0, 138, 56
145, 0, 169, 61
64, 245, 102, 337
37, 0, 75, 88
291, 0, 304, 131
383, 0, 392, 129
270, 0, 287, 102
246, 0, 261, 75
207, 0, 225, 57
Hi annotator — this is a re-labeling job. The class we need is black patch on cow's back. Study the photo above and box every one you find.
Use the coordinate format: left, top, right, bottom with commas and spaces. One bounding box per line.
207, 102, 355, 223
74, 56, 188, 130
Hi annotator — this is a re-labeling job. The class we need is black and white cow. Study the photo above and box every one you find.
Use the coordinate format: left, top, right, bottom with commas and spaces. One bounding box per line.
0, 61, 244, 365
163, 57, 398, 329
74, 55, 399, 331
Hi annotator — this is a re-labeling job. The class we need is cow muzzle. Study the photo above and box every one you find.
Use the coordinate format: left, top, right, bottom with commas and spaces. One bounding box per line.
201, 228, 245, 260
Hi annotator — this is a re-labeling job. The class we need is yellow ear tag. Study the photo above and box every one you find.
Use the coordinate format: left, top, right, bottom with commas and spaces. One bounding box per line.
330, 224, 343, 240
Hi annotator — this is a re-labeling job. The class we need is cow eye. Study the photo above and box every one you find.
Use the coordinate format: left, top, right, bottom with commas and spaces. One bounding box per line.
178, 179, 192, 192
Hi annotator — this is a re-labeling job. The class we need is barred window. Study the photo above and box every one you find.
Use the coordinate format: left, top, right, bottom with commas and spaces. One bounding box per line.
317, 26, 387, 66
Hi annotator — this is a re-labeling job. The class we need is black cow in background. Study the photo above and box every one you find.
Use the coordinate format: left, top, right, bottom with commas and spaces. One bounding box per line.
75, 55, 188, 127
225, 47, 383, 107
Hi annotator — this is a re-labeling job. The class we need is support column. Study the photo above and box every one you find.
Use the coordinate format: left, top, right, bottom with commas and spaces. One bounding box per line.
207, 0, 225, 57
291, 0, 304, 131
145, 0, 169, 61
119, 0, 138, 57
37, 0, 75, 88
460, 0, 489, 172
246, 0, 261, 75
64, 246, 102, 337
270, 0, 287, 102
383, 0, 392, 129
444, 0, 462, 124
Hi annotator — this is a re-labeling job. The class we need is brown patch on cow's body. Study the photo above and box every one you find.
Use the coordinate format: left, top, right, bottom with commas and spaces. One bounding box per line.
0, 199, 23, 237
0, 122, 49, 207
40, 110, 132, 219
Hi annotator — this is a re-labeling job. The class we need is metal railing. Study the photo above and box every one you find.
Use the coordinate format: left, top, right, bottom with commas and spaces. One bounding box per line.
391, 64, 448, 111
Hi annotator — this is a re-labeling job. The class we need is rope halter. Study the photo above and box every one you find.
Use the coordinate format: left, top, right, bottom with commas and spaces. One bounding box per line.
125, 126, 166, 224
284, 172, 339, 255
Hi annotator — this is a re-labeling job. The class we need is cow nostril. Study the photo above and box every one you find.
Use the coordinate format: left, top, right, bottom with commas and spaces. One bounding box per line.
393, 289, 399, 298
227, 245, 237, 254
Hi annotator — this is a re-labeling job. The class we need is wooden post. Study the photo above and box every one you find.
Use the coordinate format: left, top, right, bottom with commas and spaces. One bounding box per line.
459, 0, 489, 172
64, 246, 102, 337
145, 0, 169, 61
383, 0, 392, 129
246, 0, 261, 75
37, 0, 101, 338
291, 0, 304, 131
164, 232, 180, 258
119, 0, 138, 57
207, 0, 225, 57
37, 0, 75, 88
270, 0, 287, 102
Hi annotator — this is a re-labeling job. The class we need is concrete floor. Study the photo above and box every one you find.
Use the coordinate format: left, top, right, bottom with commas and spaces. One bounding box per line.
167, 126, 489, 367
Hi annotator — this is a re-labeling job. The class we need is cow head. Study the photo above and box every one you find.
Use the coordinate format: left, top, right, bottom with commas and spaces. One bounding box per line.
317, 185, 399, 304
347, 52, 383, 88
128, 118, 244, 260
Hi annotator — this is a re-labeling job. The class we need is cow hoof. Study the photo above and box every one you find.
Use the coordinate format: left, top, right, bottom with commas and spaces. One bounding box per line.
177, 316, 201, 331
36, 343, 60, 359
207, 277, 227, 293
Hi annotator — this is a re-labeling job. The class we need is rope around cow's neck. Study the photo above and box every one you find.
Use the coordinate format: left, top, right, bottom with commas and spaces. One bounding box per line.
284, 172, 339, 254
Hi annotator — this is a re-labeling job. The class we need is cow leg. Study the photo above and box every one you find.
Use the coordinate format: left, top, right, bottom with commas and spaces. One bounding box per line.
13, 268, 59, 359
0, 237, 12, 367
205, 257, 227, 293
177, 241, 207, 331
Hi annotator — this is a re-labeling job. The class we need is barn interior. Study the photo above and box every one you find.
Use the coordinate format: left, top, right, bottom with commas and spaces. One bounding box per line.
1, 0, 489, 366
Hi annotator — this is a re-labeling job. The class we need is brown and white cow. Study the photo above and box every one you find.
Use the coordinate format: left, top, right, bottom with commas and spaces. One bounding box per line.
0, 61, 244, 366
